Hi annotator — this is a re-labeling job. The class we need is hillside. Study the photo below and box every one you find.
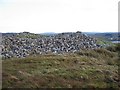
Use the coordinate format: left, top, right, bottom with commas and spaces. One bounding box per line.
2, 44, 120, 88
2, 32, 119, 89
86, 32, 120, 41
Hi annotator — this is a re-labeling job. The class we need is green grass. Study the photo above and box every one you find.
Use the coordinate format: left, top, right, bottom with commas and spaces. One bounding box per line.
2, 45, 119, 88
16, 33, 44, 39
96, 38, 114, 46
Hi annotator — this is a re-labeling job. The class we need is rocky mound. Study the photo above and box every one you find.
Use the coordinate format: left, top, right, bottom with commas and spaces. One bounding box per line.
1, 31, 102, 59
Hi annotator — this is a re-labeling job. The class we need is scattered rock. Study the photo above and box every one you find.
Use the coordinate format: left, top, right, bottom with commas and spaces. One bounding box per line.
18, 71, 31, 77
10, 75, 19, 80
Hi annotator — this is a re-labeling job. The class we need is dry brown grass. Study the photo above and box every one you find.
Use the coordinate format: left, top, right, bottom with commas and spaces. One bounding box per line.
2, 46, 119, 88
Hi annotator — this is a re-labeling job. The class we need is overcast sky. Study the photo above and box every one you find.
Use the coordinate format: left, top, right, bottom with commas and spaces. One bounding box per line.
0, 0, 119, 33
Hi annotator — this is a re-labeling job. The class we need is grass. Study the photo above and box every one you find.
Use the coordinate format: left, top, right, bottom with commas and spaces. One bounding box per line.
16, 33, 44, 39
2, 45, 120, 88
96, 38, 114, 46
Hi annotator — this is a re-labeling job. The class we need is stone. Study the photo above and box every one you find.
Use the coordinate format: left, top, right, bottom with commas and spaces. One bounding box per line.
2, 32, 102, 59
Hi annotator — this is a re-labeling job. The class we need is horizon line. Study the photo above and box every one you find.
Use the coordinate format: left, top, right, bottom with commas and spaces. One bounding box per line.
0, 31, 119, 34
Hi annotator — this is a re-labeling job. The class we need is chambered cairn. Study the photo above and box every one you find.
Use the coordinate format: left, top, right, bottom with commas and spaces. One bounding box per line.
1, 31, 102, 59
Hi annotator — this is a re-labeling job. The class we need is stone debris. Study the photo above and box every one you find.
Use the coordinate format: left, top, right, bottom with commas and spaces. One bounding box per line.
18, 71, 31, 77
1, 31, 103, 59
10, 75, 19, 80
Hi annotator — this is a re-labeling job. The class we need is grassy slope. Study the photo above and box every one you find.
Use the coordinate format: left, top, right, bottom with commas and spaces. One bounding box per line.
16, 33, 46, 39
90, 32, 120, 41
2, 45, 120, 88
96, 37, 114, 47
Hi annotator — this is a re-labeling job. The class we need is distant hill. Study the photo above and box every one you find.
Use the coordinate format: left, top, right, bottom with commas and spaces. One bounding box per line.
40, 32, 57, 36
2, 33, 17, 36
85, 32, 120, 41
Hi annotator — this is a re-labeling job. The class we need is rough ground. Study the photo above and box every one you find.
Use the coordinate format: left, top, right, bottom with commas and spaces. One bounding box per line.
2, 45, 120, 89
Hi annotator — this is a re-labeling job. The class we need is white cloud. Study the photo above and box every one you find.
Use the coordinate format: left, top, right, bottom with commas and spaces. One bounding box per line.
0, 0, 119, 33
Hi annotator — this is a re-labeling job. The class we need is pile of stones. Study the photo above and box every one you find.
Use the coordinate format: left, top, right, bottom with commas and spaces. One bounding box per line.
1, 31, 102, 59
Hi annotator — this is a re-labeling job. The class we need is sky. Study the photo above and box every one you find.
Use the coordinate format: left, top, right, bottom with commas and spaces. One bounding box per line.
0, 0, 119, 33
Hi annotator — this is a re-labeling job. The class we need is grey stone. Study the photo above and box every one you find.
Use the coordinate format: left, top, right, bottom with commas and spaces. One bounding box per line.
2, 31, 102, 59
